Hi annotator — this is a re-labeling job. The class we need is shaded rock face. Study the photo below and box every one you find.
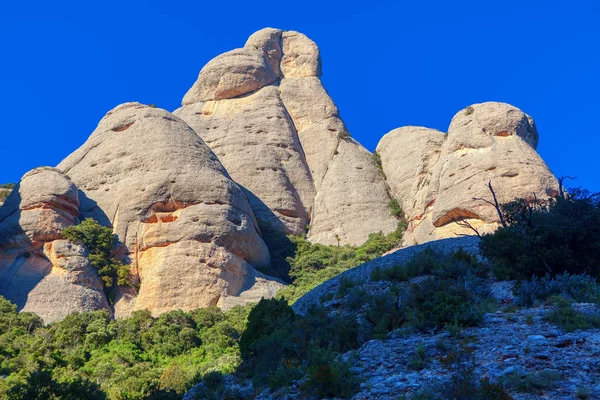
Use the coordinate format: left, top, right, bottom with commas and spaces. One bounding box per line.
0, 168, 109, 323
57, 103, 282, 317
177, 28, 398, 245
377, 102, 558, 246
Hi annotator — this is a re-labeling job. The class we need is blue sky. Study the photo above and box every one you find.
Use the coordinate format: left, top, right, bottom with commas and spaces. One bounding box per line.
1, 0, 598, 191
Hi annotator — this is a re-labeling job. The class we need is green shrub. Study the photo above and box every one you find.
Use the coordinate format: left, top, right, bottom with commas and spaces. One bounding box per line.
239, 298, 295, 360
502, 370, 561, 393
371, 247, 488, 283
278, 222, 406, 303
236, 298, 362, 395
389, 198, 404, 219
368, 248, 493, 335
515, 273, 600, 307
303, 348, 358, 399
480, 188, 600, 280
364, 291, 404, 339
545, 296, 600, 332
408, 341, 429, 370
0, 296, 249, 400
62, 218, 132, 294
402, 276, 491, 332
438, 350, 513, 400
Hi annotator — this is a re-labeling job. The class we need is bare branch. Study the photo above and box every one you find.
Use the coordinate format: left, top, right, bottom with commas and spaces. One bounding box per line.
558, 176, 577, 199
487, 181, 506, 228
451, 215, 481, 237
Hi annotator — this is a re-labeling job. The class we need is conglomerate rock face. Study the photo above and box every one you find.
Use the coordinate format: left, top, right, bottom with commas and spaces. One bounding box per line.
0, 28, 562, 323
377, 102, 559, 246
0, 167, 109, 323
176, 28, 398, 245
57, 103, 282, 317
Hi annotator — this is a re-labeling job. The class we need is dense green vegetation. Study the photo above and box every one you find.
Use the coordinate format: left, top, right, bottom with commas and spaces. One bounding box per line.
0, 298, 252, 399
0, 183, 15, 189
480, 187, 600, 280
2, 184, 600, 398
369, 248, 495, 334
277, 222, 406, 303
63, 218, 133, 298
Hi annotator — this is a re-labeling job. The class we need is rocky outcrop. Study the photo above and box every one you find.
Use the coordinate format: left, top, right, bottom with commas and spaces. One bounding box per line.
177, 28, 398, 244
57, 103, 283, 317
0, 167, 109, 323
307, 138, 399, 246
174, 86, 314, 235
377, 102, 558, 246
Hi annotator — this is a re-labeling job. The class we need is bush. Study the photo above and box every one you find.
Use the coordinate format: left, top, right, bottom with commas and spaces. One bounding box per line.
238, 298, 361, 395
480, 188, 600, 280
0, 296, 249, 400
515, 273, 600, 307
409, 350, 512, 399
371, 247, 488, 283
502, 370, 561, 393
63, 218, 132, 293
408, 341, 429, 370
278, 222, 406, 303
545, 296, 600, 332
389, 198, 404, 219
239, 298, 295, 360
402, 276, 491, 332
303, 349, 358, 398
368, 248, 493, 335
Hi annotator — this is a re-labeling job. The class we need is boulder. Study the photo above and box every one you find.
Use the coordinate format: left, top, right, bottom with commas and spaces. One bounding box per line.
182, 28, 282, 104
278, 31, 397, 245
58, 103, 282, 317
377, 102, 558, 246
308, 138, 399, 246
0, 167, 109, 323
174, 86, 315, 235
376, 126, 445, 222
281, 30, 321, 78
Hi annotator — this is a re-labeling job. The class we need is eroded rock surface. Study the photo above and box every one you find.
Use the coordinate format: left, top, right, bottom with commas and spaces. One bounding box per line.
0, 167, 109, 323
177, 28, 398, 244
174, 86, 315, 235
377, 102, 558, 246
58, 103, 282, 317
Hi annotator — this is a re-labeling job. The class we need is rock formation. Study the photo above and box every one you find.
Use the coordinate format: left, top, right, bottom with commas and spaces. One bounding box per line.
0, 29, 562, 323
377, 102, 558, 246
175, 28, 398, 245
57, 103, 283, 317
0, 167, 109, 323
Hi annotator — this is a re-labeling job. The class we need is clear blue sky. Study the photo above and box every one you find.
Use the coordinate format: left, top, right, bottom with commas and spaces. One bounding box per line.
1, 1, 598, 191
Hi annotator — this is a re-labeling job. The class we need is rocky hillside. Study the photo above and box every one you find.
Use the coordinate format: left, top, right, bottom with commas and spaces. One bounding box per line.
0, 28, 559, 322
183, 232, 600, 400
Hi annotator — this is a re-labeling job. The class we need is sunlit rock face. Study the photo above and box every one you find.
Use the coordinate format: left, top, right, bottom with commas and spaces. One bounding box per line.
377, 102, 558, 246
176, 28, 398, 245
58, 103, 282, 318
0, 167, 109, 323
